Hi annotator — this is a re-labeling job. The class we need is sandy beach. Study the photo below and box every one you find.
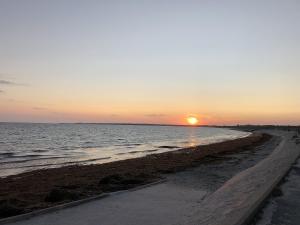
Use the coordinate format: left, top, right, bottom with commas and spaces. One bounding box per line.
0, 133, 268, 219
2, 129, 298, 225
1, 1, 299, 224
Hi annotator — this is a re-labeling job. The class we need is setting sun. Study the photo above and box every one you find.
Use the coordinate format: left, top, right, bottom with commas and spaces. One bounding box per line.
187, 116, 199, 125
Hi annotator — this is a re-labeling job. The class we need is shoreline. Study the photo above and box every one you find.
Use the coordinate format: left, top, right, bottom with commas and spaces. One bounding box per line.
0, 133, 270, 219
0, 125, 250, 178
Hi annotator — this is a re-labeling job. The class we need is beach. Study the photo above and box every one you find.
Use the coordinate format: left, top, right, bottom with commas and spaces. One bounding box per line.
1, 129, 298, 225
0, 124, 250, 177
1, 1, 299, 224
0, 132, 268, 219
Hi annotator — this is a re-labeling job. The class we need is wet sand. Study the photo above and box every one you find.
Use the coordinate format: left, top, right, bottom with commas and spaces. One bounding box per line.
0, 133, 269, 219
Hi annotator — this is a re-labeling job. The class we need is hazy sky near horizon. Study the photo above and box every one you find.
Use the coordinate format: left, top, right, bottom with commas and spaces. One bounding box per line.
0, 0, 299, 125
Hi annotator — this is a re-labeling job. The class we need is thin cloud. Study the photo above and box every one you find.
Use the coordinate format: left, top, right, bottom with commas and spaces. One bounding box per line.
0, 79, 28, 86
0, 90, 4, 94
0, 80, 17, 85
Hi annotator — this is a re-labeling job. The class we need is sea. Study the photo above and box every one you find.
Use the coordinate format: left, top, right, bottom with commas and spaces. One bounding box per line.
0, 123, 250, 177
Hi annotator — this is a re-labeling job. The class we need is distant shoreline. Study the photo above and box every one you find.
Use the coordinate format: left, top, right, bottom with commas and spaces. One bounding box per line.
0, 122, 299, 128
0, 133, 270, 219
0, 121, 206, 127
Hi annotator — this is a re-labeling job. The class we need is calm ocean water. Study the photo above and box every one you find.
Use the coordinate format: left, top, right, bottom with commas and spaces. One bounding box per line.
0, 123, 250, 177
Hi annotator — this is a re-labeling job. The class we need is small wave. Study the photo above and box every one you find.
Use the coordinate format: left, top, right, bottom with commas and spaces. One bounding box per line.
114, 144, 130, 147
144, 149, 158, 153
60, 146, 90, 151
128, 149, 159, 154
115, 152, 127, 155
0, 156, 67, 165
115, 149, 159, 156
114, 150, 144, 155
0, 154, 50, 160
82, 145, 103, 149
131, 143, 142, 146
60, 146, 76, 150
1, 157, 112, 169
77, 157, 111, 163
0, 152, 14, 158
128, 151, 142, 154
32, 149, 48, 153
17, 154, 43, 158
157, 145, 179, 149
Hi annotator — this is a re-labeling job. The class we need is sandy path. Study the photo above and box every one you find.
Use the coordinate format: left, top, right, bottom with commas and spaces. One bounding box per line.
255, 136, 300, 225
185, 130, 300, 225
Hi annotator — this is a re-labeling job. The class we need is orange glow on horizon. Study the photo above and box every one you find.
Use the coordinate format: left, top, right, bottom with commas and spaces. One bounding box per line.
186, 116, 199, 125
1, 100, 299, 125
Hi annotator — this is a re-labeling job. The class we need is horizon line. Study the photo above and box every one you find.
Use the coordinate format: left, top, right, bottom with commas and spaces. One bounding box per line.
0, 121, 299, 127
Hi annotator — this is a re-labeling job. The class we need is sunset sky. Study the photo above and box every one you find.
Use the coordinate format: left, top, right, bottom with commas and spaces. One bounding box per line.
0, 0, 299, 125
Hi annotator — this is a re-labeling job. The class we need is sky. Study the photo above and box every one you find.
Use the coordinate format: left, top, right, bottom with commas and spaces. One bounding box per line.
0, 0, 299, 125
